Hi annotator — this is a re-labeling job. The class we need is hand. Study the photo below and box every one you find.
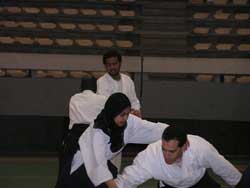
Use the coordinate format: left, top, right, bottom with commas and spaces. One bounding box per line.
106, 179, 118, 188
130, 109, 142, 118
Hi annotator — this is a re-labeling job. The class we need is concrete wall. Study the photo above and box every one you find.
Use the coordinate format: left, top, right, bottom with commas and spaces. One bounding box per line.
0, 78, 79, 116
1, 76, 250, 122
136, 78, 250, 122
1, 76, 250, 155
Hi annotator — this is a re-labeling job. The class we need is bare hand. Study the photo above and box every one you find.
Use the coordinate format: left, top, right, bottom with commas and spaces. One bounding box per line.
130, 109, 142, 118
106, 179, 118, 188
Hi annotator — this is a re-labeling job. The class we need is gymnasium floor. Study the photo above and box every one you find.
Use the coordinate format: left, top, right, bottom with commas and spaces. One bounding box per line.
0, 156, 248, 188
0, 157, 156, 188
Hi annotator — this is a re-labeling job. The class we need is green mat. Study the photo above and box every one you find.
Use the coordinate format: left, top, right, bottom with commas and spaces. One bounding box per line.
0, 157, 247, 188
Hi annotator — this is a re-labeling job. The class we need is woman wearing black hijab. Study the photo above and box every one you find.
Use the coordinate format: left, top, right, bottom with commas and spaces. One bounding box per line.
59, 93, 168, 188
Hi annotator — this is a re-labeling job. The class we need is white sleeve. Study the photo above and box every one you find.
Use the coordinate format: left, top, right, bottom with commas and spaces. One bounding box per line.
96, 78, 103, 95
115, 148, 153, 188
80, 131, 113, 186
97, 77, 110, 97
128, 79, 140, 110
198, 139, 242, 186
69, 97, 81, 129
126, 114, 169, 144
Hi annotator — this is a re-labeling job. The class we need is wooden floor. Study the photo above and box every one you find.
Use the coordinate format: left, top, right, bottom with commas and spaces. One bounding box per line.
0, 156, 248, 188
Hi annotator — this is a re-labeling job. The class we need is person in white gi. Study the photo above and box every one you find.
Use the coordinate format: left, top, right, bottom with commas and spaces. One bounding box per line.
68, 77, 106, 130
62, 93, 168, 188
115, 126, 242, 188
55, 77, 108, 188
97, 50, 141, 171
97, 49, 141, 118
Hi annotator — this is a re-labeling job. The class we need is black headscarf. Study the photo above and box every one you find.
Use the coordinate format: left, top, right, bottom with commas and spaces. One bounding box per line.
94, 93, 131, 152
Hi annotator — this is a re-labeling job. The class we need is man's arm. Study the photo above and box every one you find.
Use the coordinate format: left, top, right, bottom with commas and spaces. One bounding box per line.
115, 147, 154, 188
199, 139, 242, 186
127, 78, 141, 111
97, 76, 110, 97
68, 96, 82, 129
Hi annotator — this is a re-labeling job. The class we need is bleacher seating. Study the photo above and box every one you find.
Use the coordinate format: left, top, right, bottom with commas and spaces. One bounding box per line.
0, 0, 141, 55
0, 0, 249, 83
188, 0, 250, 57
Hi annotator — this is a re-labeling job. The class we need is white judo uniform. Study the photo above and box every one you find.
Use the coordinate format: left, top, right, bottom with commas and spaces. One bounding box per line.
115, 135, 242, 188
70, 114, 168, 186
97, 73, 140, 110
68, 90, 106, 129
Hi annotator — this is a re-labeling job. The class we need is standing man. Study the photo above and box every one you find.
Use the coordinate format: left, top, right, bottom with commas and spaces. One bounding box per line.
115, 126, 243, 188
97, 50, 141, 118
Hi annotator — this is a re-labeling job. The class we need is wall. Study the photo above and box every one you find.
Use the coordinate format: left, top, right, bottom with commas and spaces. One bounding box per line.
135, 74, 250, 121
0, 76, 250, 156
1, 76, 250, 121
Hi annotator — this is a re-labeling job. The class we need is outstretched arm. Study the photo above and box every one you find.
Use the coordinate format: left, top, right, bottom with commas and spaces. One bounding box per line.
198, 138, 242, 186
79, 130, 115, 187
115, 148, 153, 188
126, 114, 169, 144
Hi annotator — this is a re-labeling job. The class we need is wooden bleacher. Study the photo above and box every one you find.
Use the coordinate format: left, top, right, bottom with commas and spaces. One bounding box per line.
0, 0, 141, 55
0, 0, 249, 82
188, 0, 250, 58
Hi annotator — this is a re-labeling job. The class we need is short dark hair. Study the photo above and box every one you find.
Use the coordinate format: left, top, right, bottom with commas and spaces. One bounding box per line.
162, 126, 187, 147
80, 76, 97, 93
103, 50, 122, 64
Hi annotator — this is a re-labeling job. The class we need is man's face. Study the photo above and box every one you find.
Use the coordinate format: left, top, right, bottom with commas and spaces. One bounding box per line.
162, 139, 185, 165
104, 56, 121, 77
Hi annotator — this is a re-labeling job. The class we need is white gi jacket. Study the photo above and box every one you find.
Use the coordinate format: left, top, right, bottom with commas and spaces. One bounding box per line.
97, 73, 140, 110
70, 114, 168, 186
68, 90, 106, 129
115, 135, 242, 188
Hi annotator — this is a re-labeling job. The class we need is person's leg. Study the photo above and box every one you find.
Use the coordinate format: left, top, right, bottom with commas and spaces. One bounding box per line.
67, 164, 96, 188
55, 124, 89, 188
